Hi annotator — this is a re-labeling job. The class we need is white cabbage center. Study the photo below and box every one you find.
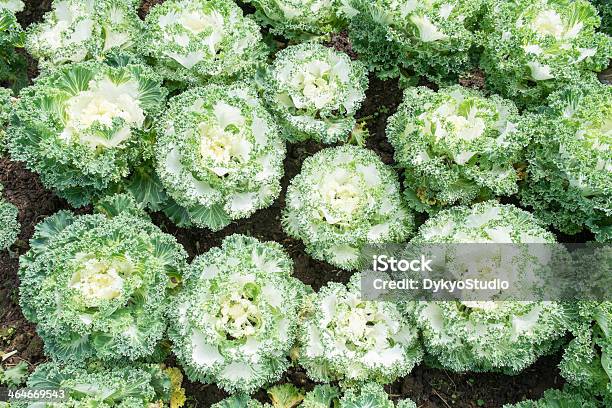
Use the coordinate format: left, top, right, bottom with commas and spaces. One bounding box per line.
216, 292, 261, 339
318, 168, 362, 224
62, 78, 145, 148
446, 114, 486, 142
199, 102, 252, 176
182, 11, 215, 34
292, 60, 338, 109
328, 296, 398, 354
530, 9, 582, 40
69, 257, 125, 306
183, 9, 224, 51
161, 8, 225, 64
422, 99, 489, 164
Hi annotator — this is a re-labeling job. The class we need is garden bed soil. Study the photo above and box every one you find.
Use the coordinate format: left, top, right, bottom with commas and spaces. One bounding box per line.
1, 1, 571, 407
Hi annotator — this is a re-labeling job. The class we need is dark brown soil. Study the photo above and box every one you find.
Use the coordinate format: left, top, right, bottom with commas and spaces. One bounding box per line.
599, 64, 612, 85
326, 31, 358, 61
459, 69, 487, 91
0, 1, 579, 407
15, 0, 52, 29
0, 158, 62, 371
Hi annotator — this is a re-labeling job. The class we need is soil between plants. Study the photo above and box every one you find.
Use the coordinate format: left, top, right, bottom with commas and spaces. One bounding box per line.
0, 1, 573, 407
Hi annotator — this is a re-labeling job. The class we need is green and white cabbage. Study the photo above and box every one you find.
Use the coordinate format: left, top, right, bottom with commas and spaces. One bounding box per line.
298, 273, 422, 385
591, 0, 612, 35
339, 383, 417, 408
0, 361, 28, 389
213, 383, 417, 408
348, 0, 484, 83
387, 85, 528, 214
519, 82, 611, 242
18, 194, 188, 363
19, 362, 183, 408
414, 201, 557, 244
480, 0, 612, 107
169, 234, 308, 394
142, 0, 266, 85
502, 388, 599, 408
561, 301, 612, 403
297, 384, 339, 408
212, 395, 267, 408
0, 0, 22, 12
0, 0, 22, 52
0, 185, 18, 251
0, 0, 26, 91
8, 58, 167, 207
411, 201, 569, 373
156, 83, 285, 230
263, 43, 367, 144
243, 0, 349, 40
211, 384, 304, 408
283, 145, 414, 270
25, 0, 143, 72
0, 87, 12, 151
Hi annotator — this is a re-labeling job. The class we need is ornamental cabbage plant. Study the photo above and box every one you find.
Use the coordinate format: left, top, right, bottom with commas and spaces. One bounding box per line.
211, 395, 266, 408
168, 234, 308, 394
210, 384, 306, 408
502, 388, 599, 408
591, 0, 612, 35
8, 58, 167, 207
338, 384, 417, 408
411, 201, 569, 373
480, 0, 612, 107
156, 83, 285, 230
243, 0, 349, 40
142, 0, 266, 85
348, 0, 484, 83
25, 0, 143, 72
18, 194, 188, 363
0, 87, 12, 151
297, 273, 422, 385
0, 0, 26, 90
0, 1, 22, 13
0, 1, 23, 52
263, 43, 367, 144
283, 145, 414, 270
0, 361, 27, 388
212, 383, 417, 408
0, 186, 18, 251
560, 301, 612, 403
20, 362, 185, 408
519, 82, 611, 242
387, 86, 528, 214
